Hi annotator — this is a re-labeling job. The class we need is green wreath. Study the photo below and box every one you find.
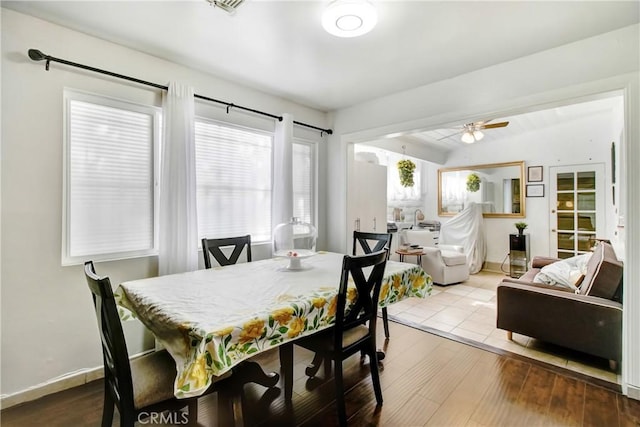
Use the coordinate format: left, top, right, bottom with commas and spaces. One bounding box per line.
466, 173, 481, 192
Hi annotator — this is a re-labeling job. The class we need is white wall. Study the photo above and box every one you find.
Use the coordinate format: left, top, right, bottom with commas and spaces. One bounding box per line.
326, 25, 639, 396
0, 9, 328, 398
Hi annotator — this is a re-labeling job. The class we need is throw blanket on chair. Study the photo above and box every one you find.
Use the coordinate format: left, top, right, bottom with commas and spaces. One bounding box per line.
439, 202, 486, 274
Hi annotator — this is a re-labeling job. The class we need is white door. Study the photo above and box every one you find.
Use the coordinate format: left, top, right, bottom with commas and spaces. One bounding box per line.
549, 164, 605, 258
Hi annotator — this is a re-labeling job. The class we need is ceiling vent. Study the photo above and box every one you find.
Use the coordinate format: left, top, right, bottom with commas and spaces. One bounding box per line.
206, 0, 244, 13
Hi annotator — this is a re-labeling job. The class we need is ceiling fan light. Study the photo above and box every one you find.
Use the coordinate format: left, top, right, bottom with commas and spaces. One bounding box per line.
461, 132, 475, 144
473, 130, 484, 141
322, 0, 377, 38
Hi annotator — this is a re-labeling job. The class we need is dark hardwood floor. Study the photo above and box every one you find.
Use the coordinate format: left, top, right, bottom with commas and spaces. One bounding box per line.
3, 321, 639, 426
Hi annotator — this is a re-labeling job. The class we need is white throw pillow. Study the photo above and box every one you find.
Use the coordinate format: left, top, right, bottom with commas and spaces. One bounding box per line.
533, 253, 592, 291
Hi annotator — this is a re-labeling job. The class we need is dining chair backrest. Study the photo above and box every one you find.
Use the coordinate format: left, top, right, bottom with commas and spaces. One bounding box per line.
84, 261, 136, 417
334, 250, 388, 352
202, 235, 252, 268
352, 231, 393, 260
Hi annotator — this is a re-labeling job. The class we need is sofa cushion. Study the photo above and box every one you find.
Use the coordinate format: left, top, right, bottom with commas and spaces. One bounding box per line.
440, 250, 467, 266
579, 242, 623, 300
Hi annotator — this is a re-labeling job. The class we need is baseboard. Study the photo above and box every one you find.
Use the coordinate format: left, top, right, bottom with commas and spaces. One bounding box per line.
627, 384, 640, 400
0, 349, 153, 410
482, 262, 508, 274
0, 366, 104, 409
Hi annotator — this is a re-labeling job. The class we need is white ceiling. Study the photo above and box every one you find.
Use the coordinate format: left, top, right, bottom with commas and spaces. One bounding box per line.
404, 94, 624, 152
3, 0, 639, 112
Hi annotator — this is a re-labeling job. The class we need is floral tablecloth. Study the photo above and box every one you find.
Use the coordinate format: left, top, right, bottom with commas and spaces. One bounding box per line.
115, 251, 431, 398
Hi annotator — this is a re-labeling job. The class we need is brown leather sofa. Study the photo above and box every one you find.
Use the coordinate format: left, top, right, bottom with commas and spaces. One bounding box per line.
496, 241, 623, 369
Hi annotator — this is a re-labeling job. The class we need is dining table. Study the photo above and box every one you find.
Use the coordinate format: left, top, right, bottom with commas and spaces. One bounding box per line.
115, 251, 432, 399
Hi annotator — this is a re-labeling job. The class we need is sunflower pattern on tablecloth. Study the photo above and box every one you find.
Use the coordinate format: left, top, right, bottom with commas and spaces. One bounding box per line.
173, 267, 431, 397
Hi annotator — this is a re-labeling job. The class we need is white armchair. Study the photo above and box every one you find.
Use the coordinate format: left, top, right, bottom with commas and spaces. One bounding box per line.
404, 229, 469, 285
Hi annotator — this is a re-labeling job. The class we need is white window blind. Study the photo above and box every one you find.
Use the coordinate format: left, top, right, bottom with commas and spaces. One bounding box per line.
195, 120, 272, 242
292, 141, 314, 224
63, 91, 159, 264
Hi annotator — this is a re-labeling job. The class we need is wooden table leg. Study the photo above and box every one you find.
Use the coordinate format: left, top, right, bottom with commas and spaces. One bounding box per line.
279, 343, 294, 402
304, 352, 324, 377
234, 360, 279, 388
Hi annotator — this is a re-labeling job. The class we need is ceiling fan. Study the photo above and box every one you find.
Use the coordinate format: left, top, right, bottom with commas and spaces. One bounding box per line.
438, 120, 509, 143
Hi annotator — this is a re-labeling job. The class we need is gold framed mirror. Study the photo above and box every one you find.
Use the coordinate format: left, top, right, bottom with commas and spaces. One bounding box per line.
438, 161, 525, 218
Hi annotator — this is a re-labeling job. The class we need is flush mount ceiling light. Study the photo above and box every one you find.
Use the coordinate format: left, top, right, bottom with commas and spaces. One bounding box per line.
322, 0, 378, 38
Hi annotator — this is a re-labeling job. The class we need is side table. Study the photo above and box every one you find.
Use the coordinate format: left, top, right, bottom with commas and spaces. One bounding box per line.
396, 248, 426, 265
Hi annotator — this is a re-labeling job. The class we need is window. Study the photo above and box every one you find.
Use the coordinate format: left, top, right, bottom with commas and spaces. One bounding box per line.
63, 90, 160, 265
292, 141, 315, 224
195, 119, 272, 242
64, 90, 313, 261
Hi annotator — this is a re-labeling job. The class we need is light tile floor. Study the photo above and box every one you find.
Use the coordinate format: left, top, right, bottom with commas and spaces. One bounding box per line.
387, 270, 619, 384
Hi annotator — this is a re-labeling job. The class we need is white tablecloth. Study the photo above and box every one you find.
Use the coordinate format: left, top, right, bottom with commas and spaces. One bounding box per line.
116, 251, 431, 397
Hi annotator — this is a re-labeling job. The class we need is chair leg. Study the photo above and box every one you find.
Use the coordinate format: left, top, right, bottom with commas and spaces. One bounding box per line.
324, 356, 332, 378
101, 389, 115, 427
382, 307, 390, 338
334, 359, 347, 427
368, 345, 383, 405
187, 400, 198, 424
279, 343, 294, 402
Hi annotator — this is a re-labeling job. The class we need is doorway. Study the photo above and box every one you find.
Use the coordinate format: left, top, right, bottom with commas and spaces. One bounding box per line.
549, 164, 605, 258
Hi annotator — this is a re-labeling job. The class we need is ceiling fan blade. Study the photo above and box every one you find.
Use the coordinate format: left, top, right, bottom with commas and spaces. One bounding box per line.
480, 121, 509, 129
436, 130, 464, 141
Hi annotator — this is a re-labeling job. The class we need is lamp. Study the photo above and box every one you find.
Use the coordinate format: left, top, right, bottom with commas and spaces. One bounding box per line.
461, 131, 475, 144
461, 125, 484, 143
322, 0, 378, 38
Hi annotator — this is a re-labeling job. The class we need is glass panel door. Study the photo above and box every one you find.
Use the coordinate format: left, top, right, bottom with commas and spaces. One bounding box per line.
549, 165, 604, 258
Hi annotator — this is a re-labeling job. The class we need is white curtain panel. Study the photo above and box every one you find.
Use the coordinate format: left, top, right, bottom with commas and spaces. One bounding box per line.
159, 82, 199, 275
272, 113, 294, 232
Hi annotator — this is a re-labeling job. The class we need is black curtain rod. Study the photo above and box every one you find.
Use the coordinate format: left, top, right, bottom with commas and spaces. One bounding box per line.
27, 49, 333, 136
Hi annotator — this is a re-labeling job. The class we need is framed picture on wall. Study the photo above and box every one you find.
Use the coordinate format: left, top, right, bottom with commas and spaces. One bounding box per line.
526, 184, 544, 197
527, 165, 543, 182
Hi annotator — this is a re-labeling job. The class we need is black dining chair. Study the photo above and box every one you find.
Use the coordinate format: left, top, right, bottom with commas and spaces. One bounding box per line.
202, 235, 252, 268
352, 230, 393, 338
279, 250, 388, 426
84, 261, 238, 427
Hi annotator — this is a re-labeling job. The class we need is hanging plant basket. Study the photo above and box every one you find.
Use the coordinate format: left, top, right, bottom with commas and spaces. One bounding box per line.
466, 173, 481, 192
397, 159, 416, 187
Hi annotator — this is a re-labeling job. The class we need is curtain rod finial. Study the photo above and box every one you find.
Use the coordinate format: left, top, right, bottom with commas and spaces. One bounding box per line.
28, 49, 46, 61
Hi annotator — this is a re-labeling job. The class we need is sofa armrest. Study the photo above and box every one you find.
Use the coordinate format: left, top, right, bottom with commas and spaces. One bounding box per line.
497, 282, 622, 361
437, 244, 464, 253
500, 278, 573, 292
422, 246, 443, 258
531, 256, 561, 269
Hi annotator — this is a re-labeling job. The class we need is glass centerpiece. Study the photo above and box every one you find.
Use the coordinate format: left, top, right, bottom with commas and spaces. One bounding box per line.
273, 217, 317, 270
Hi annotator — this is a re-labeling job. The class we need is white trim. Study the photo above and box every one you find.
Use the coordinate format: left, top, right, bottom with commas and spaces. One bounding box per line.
61, 89, 161, 266
0, 349, 156, 409
0, 365, 104, 410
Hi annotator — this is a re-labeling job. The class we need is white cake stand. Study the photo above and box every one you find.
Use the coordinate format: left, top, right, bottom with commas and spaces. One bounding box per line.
275, 249, 316, 270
